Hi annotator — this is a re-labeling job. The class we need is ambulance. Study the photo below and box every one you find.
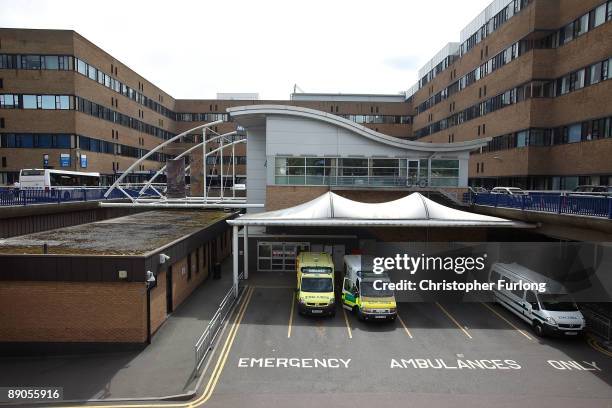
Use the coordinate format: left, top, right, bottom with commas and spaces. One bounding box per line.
295, 252, 336, 316
342, 255, 397, 321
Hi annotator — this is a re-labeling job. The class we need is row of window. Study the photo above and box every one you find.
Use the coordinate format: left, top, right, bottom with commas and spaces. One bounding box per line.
175, 112, 229, 122
413, 56, 612, 138
273, 157, 460, 187
205, 155, 247, 165
478, 115, 612, 154
416, 2, 612, 116
0, 132, 171, 162
0, 94, 72, 110
337, 114, 412, 125
419, 0, 530, 89
460, 0, 530, 56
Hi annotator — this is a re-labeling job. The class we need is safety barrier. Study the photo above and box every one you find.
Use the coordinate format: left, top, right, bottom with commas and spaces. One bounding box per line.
0, 187, 158, 207
194, 274, 244, 374
581, 305, 612, 341
463, 192, 612, 219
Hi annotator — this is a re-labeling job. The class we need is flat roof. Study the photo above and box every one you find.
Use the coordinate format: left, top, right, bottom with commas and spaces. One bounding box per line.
290, 93, 406, 103
0, 210, 231, 256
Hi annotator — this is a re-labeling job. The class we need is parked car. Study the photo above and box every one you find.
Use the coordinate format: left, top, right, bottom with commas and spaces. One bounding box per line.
572, 185, 611, 194
491, 187, 528, 195
468, 186, 488, 194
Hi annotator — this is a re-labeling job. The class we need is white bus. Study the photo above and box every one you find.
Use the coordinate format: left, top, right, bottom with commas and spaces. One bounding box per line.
19, 169, 101, 190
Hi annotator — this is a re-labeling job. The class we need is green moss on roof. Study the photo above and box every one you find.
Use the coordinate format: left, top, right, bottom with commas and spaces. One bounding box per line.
0, 210, 232, 256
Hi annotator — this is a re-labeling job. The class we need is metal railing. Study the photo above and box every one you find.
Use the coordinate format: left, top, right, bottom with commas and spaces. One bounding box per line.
463, 192, 612, 219
194, 274, 244, 374
0, 186, 158, 207
581, 305, 612, 341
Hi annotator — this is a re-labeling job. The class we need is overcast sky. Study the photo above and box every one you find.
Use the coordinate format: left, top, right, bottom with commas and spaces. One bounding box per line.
0, 0, 492, 100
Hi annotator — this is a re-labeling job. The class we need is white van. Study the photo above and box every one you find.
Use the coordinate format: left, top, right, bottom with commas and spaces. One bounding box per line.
489, 263, 585, 337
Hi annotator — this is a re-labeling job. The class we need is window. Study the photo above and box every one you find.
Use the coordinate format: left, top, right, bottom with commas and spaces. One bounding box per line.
590, 62, 602, 84
429, 159, 459, 187
592, 4, 607, 27
568, 124, 582, 143
574, 14, 589, 37
0, 118, 4, 128
187, 254, 192, 280
22, 95, 37, 109
76, 59, 87, 75
517, 130, 528, 147
41, 95, 55, 109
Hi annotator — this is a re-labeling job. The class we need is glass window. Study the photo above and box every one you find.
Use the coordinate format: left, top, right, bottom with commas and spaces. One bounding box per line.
590, 62, 602, 84
22, 55, 42, 69
22, 95, 37, 109
574, 69, 585, 90
516, 130, 528, 147
88, 65, 97, 81
58, 95, 70, 110
18, 134, 33, 148
568, 124, 582, 143
36, 134, 52, 148
594, 4, 606, 27
43, 55, 59, 70
56, 134, 72, 148
41, 95, 55, 109
76, 59, 87, 75
574, 14, 589, 37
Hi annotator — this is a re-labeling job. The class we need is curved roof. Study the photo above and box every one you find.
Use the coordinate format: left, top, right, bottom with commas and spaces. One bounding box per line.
227, 192, 532, 228
227, 104, 491, 153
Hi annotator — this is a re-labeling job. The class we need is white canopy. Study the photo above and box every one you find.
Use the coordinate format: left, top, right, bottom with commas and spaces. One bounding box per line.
227, 192, 532, 228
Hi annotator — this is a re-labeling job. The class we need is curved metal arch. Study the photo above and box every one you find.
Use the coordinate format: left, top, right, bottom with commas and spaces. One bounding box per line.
137, 131, 238, 196
104, 120, 223, 198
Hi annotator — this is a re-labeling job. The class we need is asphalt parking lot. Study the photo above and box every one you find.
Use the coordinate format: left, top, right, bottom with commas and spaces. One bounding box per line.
198, 285, 612, 408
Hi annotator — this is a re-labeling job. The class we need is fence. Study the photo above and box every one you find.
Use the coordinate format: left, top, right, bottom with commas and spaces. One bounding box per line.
194, 274, 244, 374
463, 192, 612, 219
0, 187, 158, 207
581, 305, 612, 342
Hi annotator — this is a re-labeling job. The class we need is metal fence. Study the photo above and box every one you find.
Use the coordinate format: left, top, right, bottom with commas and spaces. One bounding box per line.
581, 305, 612, 341
0, 187, 158, 207
463, 192, 612, 219
194, 275, 244, 374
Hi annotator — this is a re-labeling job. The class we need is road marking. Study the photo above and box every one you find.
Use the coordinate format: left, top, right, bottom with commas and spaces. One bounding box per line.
481, 302, 532, 340
587, 334, 612, 358
288, 292, 295, 338
58, 286, 255, 408
435, 302, 472, 339
195, 285, 255, 406
342, 307, 353, 339
397, 314, 413, 339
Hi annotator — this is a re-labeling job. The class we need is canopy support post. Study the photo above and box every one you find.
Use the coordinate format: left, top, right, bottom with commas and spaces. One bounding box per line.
232, 225, 239, 297
243, 226, 249, 280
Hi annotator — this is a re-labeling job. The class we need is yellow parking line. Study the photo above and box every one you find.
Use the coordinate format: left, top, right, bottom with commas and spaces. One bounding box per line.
342, 307, 353, 339
587, 334, 612, 358
288, 292, 295, 338
436, 302, 472, 339
397, 314, 413, 339
195, 285, 255, 406
481, 302, 533, 341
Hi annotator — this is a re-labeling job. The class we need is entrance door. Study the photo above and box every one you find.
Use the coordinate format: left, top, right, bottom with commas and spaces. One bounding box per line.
407, 159, 420, 185
166, 266, 173, 314
257, 242, 309, 271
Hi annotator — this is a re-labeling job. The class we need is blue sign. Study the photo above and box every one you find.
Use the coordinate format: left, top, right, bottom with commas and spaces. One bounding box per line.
60, 153, 70, 167
80, 154, 88, 168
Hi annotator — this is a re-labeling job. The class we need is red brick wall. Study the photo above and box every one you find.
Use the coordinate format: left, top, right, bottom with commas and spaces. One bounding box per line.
0, 281, 146, 343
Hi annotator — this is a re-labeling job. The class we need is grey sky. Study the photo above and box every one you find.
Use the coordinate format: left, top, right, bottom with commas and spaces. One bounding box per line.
0, 0, 492, 99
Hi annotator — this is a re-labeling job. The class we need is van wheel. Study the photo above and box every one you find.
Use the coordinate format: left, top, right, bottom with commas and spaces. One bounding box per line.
533, 321, 545, 337
354, 306, 364, 321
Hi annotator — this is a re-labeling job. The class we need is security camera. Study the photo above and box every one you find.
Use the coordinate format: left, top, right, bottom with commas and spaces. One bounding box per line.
159, 253, 171, 264
146, 270, 156, 283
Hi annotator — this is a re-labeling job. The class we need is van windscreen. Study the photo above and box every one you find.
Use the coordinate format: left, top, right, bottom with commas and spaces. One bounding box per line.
301, 277, 333, 293
539, 295, 578, 311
